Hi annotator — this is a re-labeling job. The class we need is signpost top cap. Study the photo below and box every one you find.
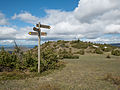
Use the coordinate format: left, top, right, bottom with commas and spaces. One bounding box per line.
36, 24, 40, 27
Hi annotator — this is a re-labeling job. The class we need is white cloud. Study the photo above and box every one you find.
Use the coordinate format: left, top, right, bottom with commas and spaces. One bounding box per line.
105, 24, 120, 34
6, 0, 120, 44
84, 36, 120, 44
0, 27, 17, 40
0, 40, 14, 44
0, 26, 39, 45
15, 26, 38, 40
74, 0, 119, 21
0, 12, 9, 25
39, 0, 120, 43
12, 12, 39, 24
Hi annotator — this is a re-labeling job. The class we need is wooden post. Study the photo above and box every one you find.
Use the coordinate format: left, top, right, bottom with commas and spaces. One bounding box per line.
28, 22, 50, 73
38, 22, 41, 73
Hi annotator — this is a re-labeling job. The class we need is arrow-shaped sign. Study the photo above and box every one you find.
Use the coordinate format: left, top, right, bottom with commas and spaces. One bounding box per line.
28, 32, 47, 36
36, 24, 51, 29
28, 32, 38, 35
41, 32, 47, 36
40, 24, 51, 29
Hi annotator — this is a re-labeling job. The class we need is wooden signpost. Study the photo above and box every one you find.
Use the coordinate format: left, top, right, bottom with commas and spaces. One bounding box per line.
28, 22, 50, 73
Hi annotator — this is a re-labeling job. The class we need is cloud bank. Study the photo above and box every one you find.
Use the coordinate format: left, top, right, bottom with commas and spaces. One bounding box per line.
1, 0, 120, 44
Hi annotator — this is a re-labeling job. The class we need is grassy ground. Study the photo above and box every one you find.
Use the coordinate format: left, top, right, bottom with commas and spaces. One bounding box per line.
0, 53, 120, 90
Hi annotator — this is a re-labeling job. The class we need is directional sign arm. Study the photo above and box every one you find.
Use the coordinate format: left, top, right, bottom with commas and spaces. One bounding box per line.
33, 27, 39, 31
40, 24, 51, 29
28, 32, 47, 36
28, 32, 38, 35
36, 24, 50, 29
41, 32, 47, 36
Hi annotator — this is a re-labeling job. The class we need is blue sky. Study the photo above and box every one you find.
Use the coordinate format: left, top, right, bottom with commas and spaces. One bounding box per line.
0, 0, 79, 27
1, 0, 79, 19
0, 0, 120, 45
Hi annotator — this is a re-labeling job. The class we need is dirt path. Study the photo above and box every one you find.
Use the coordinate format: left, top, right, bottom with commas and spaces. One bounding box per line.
0, 54, 120, 90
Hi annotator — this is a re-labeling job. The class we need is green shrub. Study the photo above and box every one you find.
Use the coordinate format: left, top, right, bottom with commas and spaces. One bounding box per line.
58, 48, 79, 59
0, 46, 62, 73
63, 54, 79, 59
57, 40, 63, 44
70, 40, 79, 44
101, 47, 112, 52
94, 48, 103, 54
0, 47, 19, 70
111, 50, 120, 56
23, 48, 58, 72
68, 48, 72, 54
53, 44, 57, 48
33, 45, 38, 49
65, 45, 69, 48
60, 43, 65, 47
76, 49, 85, 55
71, 55, 79, 59
72, 43, 88, 49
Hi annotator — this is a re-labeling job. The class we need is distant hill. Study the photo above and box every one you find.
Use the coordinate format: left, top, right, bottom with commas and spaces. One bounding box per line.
0, 45, 36, 50
0, 45, 37, 54
110, 43, 120, 47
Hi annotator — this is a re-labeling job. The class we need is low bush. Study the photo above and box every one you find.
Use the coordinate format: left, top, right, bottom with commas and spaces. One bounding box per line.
58, 49, 79, 59
72, 43, 88, 49
0, 47, 20, 71
0, 46, 63, 73
75, 49, 85, 55
53, 44, 57, 48
60, 43, 65, 48
58, 53, 79, 59
94, 48, 103, 54
23, 48, 59, 72
63, 54, 79, 59
111, 50, 120, 56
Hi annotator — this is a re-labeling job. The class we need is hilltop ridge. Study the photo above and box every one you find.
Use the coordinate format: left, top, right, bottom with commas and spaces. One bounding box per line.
31, 40, 119, 59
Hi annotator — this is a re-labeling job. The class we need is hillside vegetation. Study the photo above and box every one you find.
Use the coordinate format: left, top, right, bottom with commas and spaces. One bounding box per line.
40, 39, 119, 58
0, 40, 120, 89
0, 40, 120, 80
0, 46, 65, 80
0, 54, 120, 90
